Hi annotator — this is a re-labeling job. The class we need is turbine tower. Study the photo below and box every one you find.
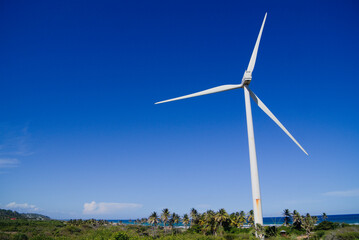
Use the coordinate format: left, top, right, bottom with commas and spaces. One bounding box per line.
155, 13, 308, 226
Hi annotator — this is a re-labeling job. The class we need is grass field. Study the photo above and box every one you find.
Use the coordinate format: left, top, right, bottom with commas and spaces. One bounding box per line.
1, 219, 359, 240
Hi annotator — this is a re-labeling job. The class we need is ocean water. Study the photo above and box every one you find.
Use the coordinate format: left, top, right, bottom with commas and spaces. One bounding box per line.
109, 214, 359, 226
263, 214, 359, 225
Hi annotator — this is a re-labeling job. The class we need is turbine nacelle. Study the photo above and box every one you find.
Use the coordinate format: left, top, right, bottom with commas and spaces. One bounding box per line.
241, 71, 252, 85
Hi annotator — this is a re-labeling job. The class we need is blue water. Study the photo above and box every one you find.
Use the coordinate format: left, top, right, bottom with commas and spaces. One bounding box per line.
109, 214, 359, 226
263, 214, 359, 225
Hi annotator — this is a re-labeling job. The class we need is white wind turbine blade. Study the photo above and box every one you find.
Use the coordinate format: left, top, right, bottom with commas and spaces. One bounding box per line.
247, 13, 267, 73
155, 84, 243, 104
245, 86, 308, 155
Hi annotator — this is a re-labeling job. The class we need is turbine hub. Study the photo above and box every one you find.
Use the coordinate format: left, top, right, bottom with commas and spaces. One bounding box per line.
241, 71, 252, 85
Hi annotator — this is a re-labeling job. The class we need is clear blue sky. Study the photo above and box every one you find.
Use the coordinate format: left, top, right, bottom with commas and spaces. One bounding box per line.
1, 0, 359, 219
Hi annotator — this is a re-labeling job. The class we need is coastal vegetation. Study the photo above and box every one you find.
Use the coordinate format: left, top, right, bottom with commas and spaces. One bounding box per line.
0, 209, 358, 240
0, 209, 50, 221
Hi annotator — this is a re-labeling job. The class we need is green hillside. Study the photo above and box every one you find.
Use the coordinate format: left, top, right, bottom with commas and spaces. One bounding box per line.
0, 209, 50, 220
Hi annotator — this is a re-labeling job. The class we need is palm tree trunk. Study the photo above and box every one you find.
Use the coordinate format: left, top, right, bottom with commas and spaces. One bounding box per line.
220, 221, 223, 236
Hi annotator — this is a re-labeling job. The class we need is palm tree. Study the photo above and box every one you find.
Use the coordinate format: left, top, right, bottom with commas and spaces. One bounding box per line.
148, 212, 159, 236
198, 212, 206, 231
173, 213, 180, 225
239, 211, 247, 228
322, 212, 328, 221
283, 209, 292, 226
204, 210, 217, 235
292, 210, 302, 229
247, 210, 255, 227
190, 208, 199, 226
169, 212, 180, 230
183, 214, 190, 229
301, 213, 317, 238
140, 218, 147, 225
148, 212, 159, 225
161, 208, 170, 232
230, 212, 240, 228
215, 208, 229, 234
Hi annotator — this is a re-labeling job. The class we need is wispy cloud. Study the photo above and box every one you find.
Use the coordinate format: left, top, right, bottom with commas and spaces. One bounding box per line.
0, 158, 19, 168
323, 189, 359, 197
83, 201, 142, 215
6, 202, 39, 212
0, 125, 33, 173
0, 125, 33, 156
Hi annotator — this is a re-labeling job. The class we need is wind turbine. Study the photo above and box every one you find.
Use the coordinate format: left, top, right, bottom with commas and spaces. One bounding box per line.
155, 13, 308, 227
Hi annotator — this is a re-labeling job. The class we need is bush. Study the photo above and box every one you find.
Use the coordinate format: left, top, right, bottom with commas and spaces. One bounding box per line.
227, 227, 251, 234
335, 232, 359, 240
223, 233, 252, 240
315, 221, 340, 231
313, 230, 325, 239
11, 233, 28, 240
187, 225, 202, 234
111, 231, 130, 240
236, 233, 252, 240
0, 233, 10, 240
265, 226, 278, 237
324, 226, 359, 240
30, 235, 53, 240
64, 225, 81, 234
288, 227, 306, 236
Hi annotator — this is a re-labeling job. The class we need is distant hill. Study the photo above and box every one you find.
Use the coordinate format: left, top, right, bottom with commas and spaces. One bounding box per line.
0, 209, 50, 220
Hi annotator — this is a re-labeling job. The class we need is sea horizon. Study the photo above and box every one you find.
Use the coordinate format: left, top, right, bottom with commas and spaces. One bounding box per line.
104, 213, 359, 226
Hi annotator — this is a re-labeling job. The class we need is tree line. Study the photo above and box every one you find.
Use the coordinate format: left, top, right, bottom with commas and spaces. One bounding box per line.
126, 208, 331, 238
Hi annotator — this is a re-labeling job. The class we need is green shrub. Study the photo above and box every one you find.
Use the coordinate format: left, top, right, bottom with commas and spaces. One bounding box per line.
30, 235, 52, 240
0, 232, 10, 240
236, 233, 252, 240
265, 226, 278, 237
309, 230, 326, 240
223, 233, 237, 240
111, 231, 130, 240
325, 226, 359, 240
64, 225, 81, 234
335, 232, 359, 240
187, 225, 202, 234
315, 221, 339, 231
11, 233, 28, 240
341, 223, 351, 228
289, 227, 306, 236
227, 227, 250, 234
